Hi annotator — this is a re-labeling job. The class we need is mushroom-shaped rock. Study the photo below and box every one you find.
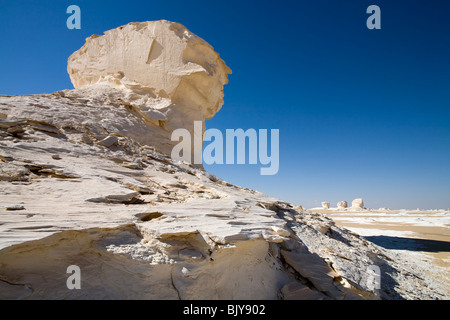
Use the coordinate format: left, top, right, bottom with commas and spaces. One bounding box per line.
351, 198, 364, 209
67, 20, 231, 159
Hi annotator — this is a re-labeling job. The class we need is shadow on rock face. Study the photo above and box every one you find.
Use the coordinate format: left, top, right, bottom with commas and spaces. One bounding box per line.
365, 235, 450, 253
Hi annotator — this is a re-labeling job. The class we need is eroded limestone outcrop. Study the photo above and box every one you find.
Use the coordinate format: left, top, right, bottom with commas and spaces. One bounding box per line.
67, 20, 231, 159
321, 202, 330, 209
337, 201, 348, 209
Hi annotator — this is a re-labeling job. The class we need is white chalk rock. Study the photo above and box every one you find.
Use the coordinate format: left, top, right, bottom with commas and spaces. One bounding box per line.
337, 201, 347, 209
68, 20, 231, 121
321, 202, 330, 209
351, 198, 364, 208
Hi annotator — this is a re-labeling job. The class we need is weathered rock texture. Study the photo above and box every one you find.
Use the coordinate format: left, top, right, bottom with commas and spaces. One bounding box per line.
0, 21, 445, 300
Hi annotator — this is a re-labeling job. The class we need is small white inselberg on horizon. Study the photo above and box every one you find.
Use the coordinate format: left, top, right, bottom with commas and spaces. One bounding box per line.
0, 20, 446, 300
68, 20, 231, 159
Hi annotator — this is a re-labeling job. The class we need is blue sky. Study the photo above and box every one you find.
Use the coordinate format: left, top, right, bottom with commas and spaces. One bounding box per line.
1, 0, 449, 209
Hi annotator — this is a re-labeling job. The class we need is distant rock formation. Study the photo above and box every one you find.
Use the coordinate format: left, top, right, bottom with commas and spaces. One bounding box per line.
321, 202, 330, 209
0, 21, 443, 300
337, 201, 348, 209
67, 20, 231, 160
352, 198, 364, 209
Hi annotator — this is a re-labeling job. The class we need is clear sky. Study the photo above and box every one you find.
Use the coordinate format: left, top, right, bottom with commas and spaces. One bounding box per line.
1, 0, 449, 209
